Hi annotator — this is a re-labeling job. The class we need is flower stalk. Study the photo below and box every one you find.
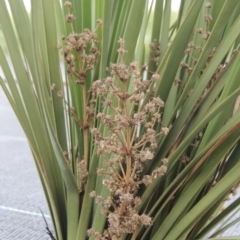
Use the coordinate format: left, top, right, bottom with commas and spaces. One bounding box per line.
88, 38, 168, 239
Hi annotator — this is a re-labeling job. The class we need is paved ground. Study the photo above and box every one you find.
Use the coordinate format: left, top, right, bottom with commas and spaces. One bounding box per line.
0, 89, 52, 239
0, 87, 240, 240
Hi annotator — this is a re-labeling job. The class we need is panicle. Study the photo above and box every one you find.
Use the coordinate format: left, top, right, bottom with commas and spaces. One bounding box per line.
88, 38, 169, 239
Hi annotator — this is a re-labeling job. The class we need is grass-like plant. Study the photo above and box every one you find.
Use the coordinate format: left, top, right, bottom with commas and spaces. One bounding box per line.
1, 0, 240, 239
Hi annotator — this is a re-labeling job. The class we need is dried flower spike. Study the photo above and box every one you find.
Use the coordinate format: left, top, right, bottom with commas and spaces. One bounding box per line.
89, 38, 168, 239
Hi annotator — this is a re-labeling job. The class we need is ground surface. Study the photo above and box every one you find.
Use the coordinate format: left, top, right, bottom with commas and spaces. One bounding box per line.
0, 87, 240, 239
0, 89, 52, 239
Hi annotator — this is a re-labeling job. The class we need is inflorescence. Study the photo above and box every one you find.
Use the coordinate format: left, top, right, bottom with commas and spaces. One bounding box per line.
59, 2, 169, 239
88, 39, 168, 239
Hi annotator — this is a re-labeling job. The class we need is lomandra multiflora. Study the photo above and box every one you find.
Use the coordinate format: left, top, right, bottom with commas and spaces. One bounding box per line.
88, 39, 168, 239
59, 2, 169, 239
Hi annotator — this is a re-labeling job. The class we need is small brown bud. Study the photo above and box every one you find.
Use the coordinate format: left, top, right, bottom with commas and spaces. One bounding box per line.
57, 90, 63, 97
162, 127, 169, 135
96, 19, 103, 25
174, 79, 181, 85
204, 14, 213, 23
117, 38, 125, 46
89, 191, 96, 198
205, 2, 212, 8
66, 14, 75, 23
151, 73, 160, 81
51, 84, 56, 90
64, 1, 72, 7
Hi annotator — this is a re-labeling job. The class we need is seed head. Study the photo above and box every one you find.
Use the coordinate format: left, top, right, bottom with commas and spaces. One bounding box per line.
66, 14, 75, 23
162, 127, 169, 135
151, 73, 160, 81
96, 19, 103, 25
205, 2, 212, 8
64, 1, 72, 7
204, 14, 213, 23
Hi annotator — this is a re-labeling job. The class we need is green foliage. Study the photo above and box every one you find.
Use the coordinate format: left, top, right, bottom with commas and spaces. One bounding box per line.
1, 0, 240, 239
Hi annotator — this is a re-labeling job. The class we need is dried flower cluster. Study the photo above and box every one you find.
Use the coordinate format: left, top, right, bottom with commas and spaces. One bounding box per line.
180, 41, 203, 77
58, 2, 103, 189
88, 39, 168, 239
196, 2, 213, 40
180, 2, 213, 76
178, 2, 214, 95
77, 159, 88, 191
58, 28, 100, 84
149, 39, 160, 64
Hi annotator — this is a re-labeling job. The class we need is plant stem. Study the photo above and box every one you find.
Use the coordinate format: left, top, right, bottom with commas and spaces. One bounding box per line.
82, 82, 89, 168
130, 228, 139, 240
119, 201, 127, 216
126, 155, 131, 184
122, 81, 132, 184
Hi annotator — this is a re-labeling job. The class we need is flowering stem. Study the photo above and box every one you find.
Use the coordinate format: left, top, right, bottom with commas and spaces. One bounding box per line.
119, 160, 126, 179
122, 81, 132, 184
82, 82, 89, 168
131, 160, 139, 179
130, 124, 138, 146
130, 228, 139, 240
109, 165, 123, 180
119, 201, 127, 216
126, 155, 131, 184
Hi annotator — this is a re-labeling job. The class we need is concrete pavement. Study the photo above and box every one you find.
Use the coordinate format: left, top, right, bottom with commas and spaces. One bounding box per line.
0, 89, 52, 240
